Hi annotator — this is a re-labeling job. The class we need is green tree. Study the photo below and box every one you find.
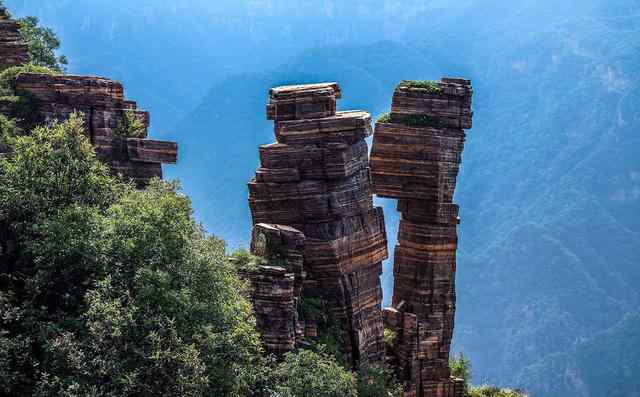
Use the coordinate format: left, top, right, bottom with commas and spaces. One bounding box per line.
356, 364, 403, 397
17, 16, 68, 72
0, 115, 265, 396
271, 348, 357, 397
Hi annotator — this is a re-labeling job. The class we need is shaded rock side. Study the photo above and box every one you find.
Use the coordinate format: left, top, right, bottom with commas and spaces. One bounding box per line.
243, 223, 306, 356
248, 83, 388, 367
372, 78, 473, 397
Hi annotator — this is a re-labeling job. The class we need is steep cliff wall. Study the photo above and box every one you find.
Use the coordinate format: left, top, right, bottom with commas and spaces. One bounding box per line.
372, 78, 473, 397
248, 83, 388, 366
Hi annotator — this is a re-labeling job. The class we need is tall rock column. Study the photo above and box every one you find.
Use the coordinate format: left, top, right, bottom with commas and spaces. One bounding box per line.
248, 83, 388, 366
371, 78, 473, 397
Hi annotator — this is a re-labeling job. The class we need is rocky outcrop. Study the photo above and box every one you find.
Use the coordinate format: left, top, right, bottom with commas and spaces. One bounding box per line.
372, 78, 473, 397
3, 73, 177, 186
0, 12, 29, 70
242, 223, 306, 356
248, 83, 388, 366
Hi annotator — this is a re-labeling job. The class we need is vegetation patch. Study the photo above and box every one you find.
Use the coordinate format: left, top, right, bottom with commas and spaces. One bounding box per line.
451, 353, 529, 397
400, 79, 443, 94
404, 114, 445, 128
377, 112, 392, 123
115, 111, 147, 138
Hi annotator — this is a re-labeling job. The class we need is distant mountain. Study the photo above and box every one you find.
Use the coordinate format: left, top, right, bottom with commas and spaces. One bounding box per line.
175, 2, 640, 396
6, 0, 639, 396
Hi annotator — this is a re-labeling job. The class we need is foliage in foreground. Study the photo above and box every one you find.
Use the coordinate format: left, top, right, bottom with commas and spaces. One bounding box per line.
0, 114, 264, 396
271, 348, 357, 397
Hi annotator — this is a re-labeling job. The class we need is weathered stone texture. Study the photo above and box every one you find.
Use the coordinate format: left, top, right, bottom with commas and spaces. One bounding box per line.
248, 83, 388, 366
373, 78, 472, 397
0, 16, 29, 70
6, 73, 177, 186
244, 223, 306, 356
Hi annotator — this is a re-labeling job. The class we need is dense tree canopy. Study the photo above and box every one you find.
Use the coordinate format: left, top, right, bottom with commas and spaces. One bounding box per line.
0, 115, 264, 396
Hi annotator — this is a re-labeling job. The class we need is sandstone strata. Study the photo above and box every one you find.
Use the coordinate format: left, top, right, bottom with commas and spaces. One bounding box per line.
372, 78, 473, 397
4, 73, 177, 186
242, 224, 306, 356
248, 83, 388, 365
0, 11, 29, 70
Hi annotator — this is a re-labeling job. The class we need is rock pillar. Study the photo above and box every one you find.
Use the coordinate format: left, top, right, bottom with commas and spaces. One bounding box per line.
371, 78, 473, 397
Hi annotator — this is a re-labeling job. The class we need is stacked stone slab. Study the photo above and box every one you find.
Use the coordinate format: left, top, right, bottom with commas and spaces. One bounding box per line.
248, 83, 388, 366
2, 73, 177, 186
242, 223, 306, 356
371, 78, 473, 397
0, 10, 29, 70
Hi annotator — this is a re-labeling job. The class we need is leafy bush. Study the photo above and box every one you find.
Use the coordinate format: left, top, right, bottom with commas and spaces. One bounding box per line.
377, 112, 392, 123
383, 328, 397, 351
115, 111, 147, 138
271, 348, 357, 397
0, 115, 265, 396
17, 16, 68, 72
451, 352, 472, 394
468, 385, 528, 397
356, 364, 403, 397
450, 353, 528, 397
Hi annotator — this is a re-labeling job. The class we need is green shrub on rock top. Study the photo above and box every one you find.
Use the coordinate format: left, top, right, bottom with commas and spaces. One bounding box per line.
377, 112, 392, 123
399, 79, 443, 94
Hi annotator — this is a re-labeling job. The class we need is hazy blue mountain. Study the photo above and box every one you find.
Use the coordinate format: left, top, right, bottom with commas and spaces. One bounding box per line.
6, 1, 639, 396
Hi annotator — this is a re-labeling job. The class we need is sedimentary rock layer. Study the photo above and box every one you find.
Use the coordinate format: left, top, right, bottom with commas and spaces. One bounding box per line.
248, 83, 388, 366
390, 78, 473, 130
373, 78, 472, 397
7, 73, 177, 186
0, 16, 29, 70
267, 82, 341, 121
244, 223, 306, 355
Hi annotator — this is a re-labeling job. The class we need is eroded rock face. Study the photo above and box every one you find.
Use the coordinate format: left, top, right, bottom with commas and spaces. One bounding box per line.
6, 73, 177, 186
372, 78, 473, 397
242, 224, 306, 356
0, 15, 29, 70
248, 83, 388, 366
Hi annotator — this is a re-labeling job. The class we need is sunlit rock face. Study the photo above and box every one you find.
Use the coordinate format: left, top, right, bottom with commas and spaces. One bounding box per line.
247, 82, 388, 366
372, 78, 473, 397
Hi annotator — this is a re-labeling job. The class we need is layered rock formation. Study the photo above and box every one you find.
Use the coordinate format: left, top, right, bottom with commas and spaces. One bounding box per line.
0, 13, 176, 186
8, 73, 177, 186
0, 10, 29, 70
242, 223, 306, 356
248, 83, 388, 366
372, 79, 473, 397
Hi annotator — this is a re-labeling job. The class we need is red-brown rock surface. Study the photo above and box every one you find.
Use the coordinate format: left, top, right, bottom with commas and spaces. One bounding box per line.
4, 73, 177, 186
373, 78, 473, 397
248, 83, 388, 366
243, 223, 306, 356
0, 14, 29, 70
